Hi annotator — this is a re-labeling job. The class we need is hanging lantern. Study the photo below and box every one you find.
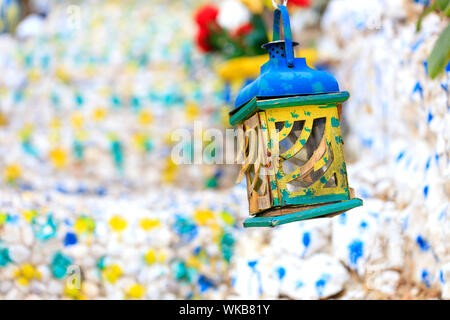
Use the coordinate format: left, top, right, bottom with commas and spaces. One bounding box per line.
0, 0, 22, 34
229, 2, 363, 228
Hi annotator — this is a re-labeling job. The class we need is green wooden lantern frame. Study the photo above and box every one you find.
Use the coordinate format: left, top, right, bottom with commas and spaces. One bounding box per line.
230, 93, 362, 228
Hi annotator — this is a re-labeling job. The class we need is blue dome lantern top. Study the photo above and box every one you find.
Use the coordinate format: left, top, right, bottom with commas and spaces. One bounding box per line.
229, 3, 362, 228
234, 4, 342, 110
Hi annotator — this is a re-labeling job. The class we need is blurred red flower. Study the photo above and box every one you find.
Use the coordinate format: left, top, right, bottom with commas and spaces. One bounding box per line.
194, 4, 220, 52
196, 28, 213, 52
288, 0, 311, 7
194, 4, 219, 28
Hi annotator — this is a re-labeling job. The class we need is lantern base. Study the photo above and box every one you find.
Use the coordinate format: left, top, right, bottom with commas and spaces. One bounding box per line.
243, 198, 363, 228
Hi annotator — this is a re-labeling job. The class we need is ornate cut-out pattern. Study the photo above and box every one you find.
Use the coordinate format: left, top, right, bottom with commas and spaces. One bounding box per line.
264, 104, 349, 206
236, 113, 272, 214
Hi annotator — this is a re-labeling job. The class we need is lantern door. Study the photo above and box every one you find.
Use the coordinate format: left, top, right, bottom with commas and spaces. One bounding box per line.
236, 113, 274, 214
264, 103, 351, 207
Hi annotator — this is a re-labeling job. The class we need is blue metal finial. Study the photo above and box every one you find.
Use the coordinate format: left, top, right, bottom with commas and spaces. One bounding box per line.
272, 5, 295, 67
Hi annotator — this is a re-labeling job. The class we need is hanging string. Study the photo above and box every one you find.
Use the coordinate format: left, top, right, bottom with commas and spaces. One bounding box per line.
271, 0, 288, 8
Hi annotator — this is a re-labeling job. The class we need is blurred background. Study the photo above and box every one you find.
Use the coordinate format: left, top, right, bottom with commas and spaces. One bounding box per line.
0, 0, 448, 299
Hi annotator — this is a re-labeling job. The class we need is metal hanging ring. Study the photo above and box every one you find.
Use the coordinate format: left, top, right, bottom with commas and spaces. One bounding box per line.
272, 0, 288, 8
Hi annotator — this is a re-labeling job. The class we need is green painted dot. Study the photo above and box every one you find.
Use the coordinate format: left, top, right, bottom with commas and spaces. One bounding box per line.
205, 177, 218, 189
331, 117, 340, 127
271, 181, 277, 190
97, 256, 106, 270
0, 248, 12, 267
50, 252, 72, 279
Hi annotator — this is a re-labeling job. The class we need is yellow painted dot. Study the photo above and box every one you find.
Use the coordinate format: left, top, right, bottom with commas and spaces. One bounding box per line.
161, 158, 178, 183
19, 123, 34, 141
17, 277, 29, 286
22, 209, 38, 223
74, 218, 88, 234
91, 107, 107, 121
127, 284, 145, 299
185, 102, 200, 121
55, 67, 70, 83
138, 110, 153, 126
21, 264, 35, 280
49, 147, 68, 169
193, 209, 214, 226
3, 164, 21, 182
109, 216, 127, 232
221, 211, 235, 226
74, 216, 95, 234
132, 133, 147, 152
139, 218, 161, 231
70, 112, 84, 129
103, 264, 122, 284
144, 249, 156, 265
163, 131, 176, 145
0, 212, 7, 225
186, 256, 201, 269
13, 268, 21, 278
28, 68, 40, 82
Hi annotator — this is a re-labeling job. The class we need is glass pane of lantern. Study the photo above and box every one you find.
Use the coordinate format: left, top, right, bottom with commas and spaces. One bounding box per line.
276, 120, 305, 157
282, 117, 334, 191
304, 117, 328, 182
280, 117, 325, 176
324, 173, 338, 188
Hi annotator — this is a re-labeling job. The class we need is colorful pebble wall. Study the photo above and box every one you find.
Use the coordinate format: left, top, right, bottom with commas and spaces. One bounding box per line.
0, 0, 449, 300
